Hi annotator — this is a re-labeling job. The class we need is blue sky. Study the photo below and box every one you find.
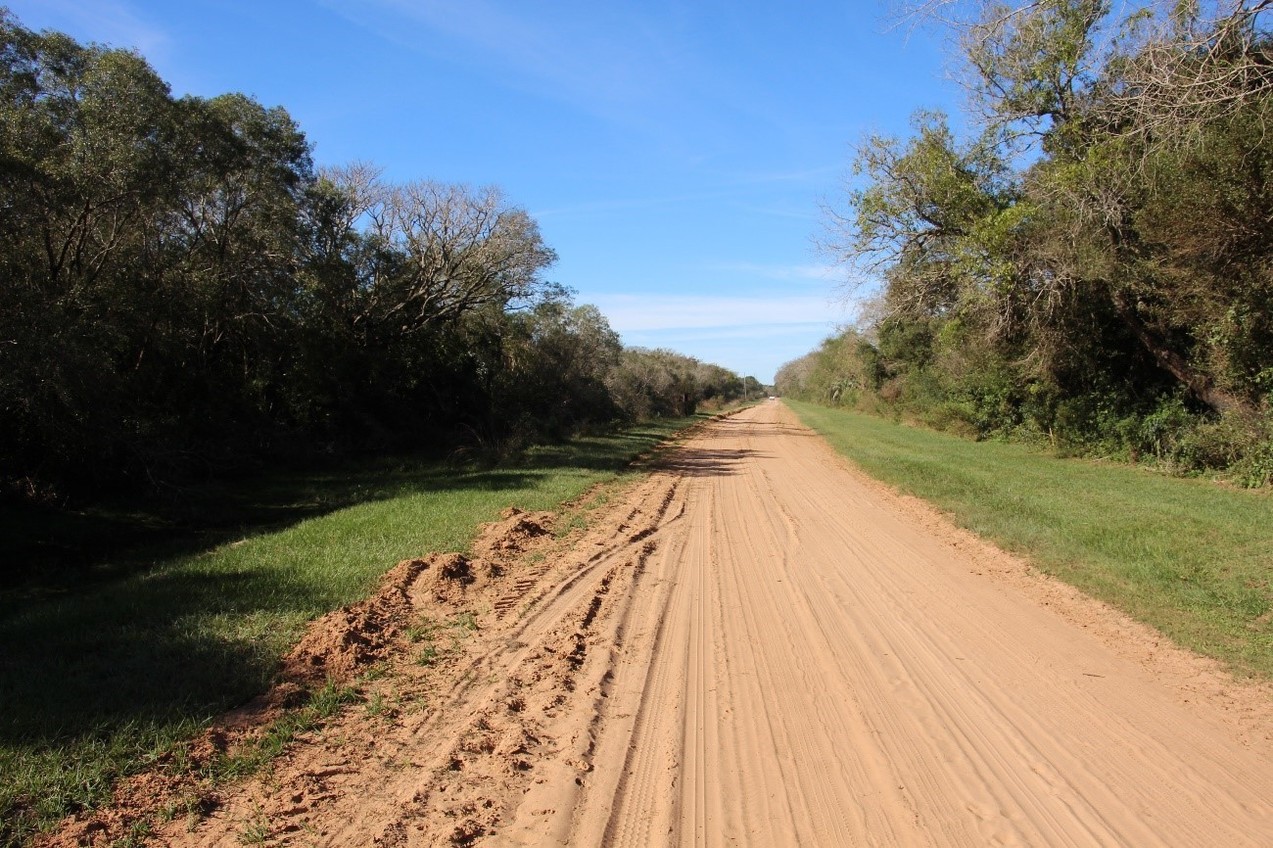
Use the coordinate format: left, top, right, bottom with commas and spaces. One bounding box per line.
8, 1, 960, 382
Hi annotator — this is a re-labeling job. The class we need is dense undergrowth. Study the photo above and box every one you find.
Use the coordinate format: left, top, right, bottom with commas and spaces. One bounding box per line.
778, 327, 1273, 488
786, 2, 1273, 487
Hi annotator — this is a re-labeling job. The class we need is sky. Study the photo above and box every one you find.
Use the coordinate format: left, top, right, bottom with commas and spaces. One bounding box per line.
7, 1, 962, 383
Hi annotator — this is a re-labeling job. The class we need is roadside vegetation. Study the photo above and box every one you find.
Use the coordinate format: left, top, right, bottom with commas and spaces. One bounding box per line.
781, 1, 1272, 486
0, 11, 757, 513
788, 400, 1273, 682
0, 11, 761, 843
0, 413, 709, 846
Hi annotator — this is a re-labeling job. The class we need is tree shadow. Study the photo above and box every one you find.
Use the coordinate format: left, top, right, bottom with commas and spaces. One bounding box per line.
0, 418, 701, 756
712, 418, 817, 439
0, 566, 302, 748
655, 446, 757, 477
1, 461, 551, 596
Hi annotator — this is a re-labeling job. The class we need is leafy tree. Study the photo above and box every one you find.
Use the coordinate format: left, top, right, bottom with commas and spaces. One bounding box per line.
606, 348, 742, 421
810, 0, 1272, 475
0, 10, 748, 502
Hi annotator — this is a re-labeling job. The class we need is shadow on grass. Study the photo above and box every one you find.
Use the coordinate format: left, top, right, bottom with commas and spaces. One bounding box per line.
1, 463, 545, 597
0, 566, 329, 749
0, 413, 708, 840
0, 463, 598, 739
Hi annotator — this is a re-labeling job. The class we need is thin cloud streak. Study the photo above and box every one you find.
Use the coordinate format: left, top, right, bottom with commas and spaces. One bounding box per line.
321, 0, 701, 134
25, 0, 168, 57
704, 262, 844, 282
590, 293, 848, 332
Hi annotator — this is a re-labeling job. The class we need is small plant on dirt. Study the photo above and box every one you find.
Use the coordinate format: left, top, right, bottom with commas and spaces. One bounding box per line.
450, 611, 478, 633
236, 805, 271, 845
110, 818, 154, 848
310, 679, 353, 719
154, 792, 209, 833
164, 741, 193, 776
412, 612, 480, 668
359, 662, 390, 682
554, 513, 590, 538
405, 616, 438, 643
364, 691, 389, 718
208, 680, 357, 783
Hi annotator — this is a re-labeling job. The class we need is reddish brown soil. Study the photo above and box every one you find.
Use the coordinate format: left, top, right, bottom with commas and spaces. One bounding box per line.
40, 404, 1273, 846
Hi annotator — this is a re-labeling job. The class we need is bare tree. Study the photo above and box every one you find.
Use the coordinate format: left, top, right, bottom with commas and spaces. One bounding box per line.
894, 0, 1273, 148
312, 172, 557, 343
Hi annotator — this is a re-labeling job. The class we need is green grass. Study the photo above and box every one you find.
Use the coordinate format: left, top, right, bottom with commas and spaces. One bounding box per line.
0, 415, 707, 846
787, 400, 1273, 681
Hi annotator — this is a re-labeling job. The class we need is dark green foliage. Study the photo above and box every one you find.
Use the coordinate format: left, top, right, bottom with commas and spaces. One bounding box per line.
798, 1, 1273, 481
0, 13, 746, 511
605, 348, 750, 422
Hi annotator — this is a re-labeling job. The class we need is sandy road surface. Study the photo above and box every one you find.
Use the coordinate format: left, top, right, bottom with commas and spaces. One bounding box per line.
145, 401, 1272, 847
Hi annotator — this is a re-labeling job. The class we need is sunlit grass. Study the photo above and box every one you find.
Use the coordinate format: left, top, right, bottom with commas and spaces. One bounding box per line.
788, 400, 1273, 681
0, 415, 705, 846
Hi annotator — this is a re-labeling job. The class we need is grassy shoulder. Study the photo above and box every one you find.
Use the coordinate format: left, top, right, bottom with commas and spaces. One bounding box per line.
786, 400, 1273, 682
0, 414, 711, 846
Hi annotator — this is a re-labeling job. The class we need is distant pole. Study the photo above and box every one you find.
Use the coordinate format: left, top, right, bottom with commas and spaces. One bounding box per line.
741, 373, 747, 402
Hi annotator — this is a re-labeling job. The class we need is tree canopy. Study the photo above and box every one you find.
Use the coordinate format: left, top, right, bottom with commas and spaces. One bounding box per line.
0, 12, 750, 501
795, 0, 1272, 484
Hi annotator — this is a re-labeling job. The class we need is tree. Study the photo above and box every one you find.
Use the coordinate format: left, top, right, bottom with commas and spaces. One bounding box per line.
827, 111, 1019, 326
0, 14, 182, 487
485, 300, 622, 441
606, 349, 739, 421
835, 0, 1273, 419
349, 177, 557, 346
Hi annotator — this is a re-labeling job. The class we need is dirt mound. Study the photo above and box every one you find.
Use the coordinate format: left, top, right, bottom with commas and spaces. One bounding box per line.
282, 556, 432, 685
471, 507, 553, 565
427, 552, 487, 606
38, 508, 563, 848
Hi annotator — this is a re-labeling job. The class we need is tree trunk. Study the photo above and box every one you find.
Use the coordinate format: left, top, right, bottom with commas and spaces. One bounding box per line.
1109, 290, 1249, 415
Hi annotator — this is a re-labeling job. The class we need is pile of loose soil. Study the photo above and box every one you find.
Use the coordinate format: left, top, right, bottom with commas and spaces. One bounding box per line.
36, 508, 558, 848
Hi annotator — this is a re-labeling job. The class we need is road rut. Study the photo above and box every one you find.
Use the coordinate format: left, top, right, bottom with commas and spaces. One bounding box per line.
155, 401, 1273, 847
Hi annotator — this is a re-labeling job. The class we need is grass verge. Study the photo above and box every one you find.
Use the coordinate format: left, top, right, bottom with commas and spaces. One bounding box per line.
0, 414, 709, 846
787, 400, 1273, 681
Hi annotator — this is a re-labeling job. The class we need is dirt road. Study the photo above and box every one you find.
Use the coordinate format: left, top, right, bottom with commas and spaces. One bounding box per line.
141, 401, 1272, 847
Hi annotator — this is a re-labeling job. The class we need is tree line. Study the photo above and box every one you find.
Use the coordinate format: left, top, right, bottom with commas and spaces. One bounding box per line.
0, 12, 749, 501
780, 0, 1272, 485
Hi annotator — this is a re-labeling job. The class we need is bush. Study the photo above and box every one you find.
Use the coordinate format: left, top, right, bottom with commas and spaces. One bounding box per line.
1173, 407, 1273, 486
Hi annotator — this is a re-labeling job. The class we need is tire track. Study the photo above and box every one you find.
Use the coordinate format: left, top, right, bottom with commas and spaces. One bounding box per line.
158, 402, 1273, 847
564, 402, 1273, 846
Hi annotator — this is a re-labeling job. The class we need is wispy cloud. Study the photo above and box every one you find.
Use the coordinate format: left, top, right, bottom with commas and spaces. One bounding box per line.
23, 0, 169, 58
319, 0, 699, 130
703, 262, 845, 282
588, 293, 850, 333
